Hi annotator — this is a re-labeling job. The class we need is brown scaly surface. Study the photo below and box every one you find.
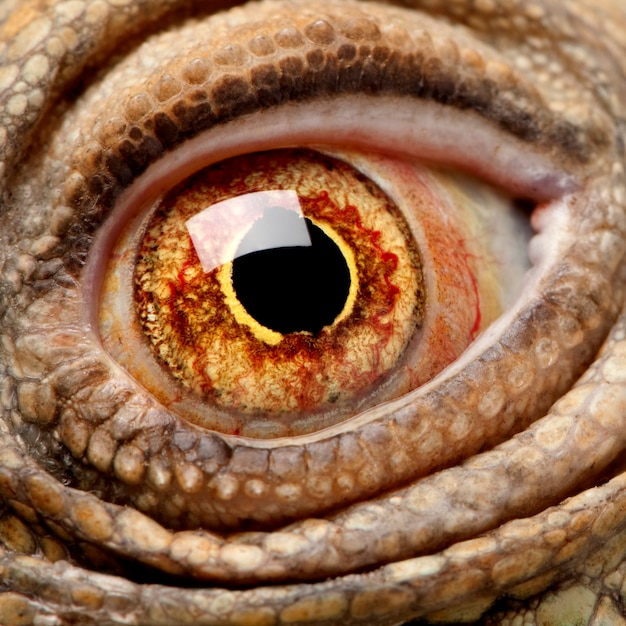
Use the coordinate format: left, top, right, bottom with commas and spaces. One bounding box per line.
1, 0, 626, 624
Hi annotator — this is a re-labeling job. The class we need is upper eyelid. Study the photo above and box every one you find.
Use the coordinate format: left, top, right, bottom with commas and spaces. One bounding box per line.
1, 0, 620, 197
57, 3, 612, 237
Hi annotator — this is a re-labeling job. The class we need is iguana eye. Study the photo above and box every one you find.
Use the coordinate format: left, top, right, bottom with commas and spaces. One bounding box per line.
4, 0, 593, 536
97, 145, 529, 437
102, 148, 424, 436
72, 10, 575, 442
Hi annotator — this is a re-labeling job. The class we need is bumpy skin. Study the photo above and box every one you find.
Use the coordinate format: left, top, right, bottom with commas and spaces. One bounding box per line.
1, 0, 626, 624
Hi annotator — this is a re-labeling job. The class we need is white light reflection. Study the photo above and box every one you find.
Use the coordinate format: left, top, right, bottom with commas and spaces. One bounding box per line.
185, 189, 312, 273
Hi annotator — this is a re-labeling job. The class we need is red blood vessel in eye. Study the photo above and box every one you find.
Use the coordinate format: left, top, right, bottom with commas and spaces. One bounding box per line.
134, 149, 424, 434
101, 147, 513, 439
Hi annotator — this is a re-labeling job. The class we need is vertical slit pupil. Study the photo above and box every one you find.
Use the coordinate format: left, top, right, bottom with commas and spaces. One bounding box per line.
232, 206, 351, 335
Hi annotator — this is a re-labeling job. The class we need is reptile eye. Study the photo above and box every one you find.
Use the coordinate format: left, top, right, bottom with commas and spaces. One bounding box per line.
107, 149, 423, 433
62, 12, 582, 527
5, 2, 625, 622
96, 145, 528, 437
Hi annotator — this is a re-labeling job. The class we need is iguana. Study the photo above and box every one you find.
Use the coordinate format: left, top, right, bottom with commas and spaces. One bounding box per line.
1, 0, 626, 623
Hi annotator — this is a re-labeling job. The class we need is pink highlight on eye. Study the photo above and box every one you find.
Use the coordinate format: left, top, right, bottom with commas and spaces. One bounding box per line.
185, 189, 311, 273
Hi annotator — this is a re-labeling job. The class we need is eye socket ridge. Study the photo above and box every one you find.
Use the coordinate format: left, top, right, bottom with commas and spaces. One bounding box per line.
59, 1, 593, 278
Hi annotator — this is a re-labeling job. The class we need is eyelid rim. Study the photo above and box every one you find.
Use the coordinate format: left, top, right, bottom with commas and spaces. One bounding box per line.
80, 92, 580, 325
82, 96, 577, 429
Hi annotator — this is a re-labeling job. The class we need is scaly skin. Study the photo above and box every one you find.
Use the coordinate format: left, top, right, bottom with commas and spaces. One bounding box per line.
1, 0, 626, 624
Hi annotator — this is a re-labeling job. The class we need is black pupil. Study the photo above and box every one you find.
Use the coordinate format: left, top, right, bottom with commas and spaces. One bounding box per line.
232, 206, 351, 335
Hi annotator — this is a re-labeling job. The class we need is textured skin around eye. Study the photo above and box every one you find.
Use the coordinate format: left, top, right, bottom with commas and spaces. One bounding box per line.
1, 0, 626, 625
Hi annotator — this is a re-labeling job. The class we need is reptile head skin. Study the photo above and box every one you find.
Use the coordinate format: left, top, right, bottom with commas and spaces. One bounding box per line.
1, 0, 626, 624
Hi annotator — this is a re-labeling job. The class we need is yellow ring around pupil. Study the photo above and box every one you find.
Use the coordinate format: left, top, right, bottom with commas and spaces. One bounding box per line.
219, 216, 359, 346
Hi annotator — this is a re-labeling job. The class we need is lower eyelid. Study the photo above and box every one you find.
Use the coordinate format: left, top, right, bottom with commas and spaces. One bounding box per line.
17, 176, 617, 536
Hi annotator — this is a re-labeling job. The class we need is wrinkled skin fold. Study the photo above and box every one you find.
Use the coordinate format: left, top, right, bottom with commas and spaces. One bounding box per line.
1, 0, 626, 624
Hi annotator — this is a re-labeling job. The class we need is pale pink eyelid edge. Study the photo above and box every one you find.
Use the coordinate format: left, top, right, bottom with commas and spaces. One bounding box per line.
81, 95, 579, 425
